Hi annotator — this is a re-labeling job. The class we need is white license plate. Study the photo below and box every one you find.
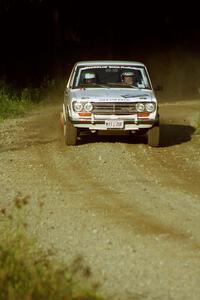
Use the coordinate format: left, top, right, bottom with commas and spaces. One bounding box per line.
105, 120, 124, 129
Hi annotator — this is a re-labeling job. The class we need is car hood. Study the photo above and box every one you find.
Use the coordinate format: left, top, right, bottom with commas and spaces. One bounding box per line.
70, 88, 155, 102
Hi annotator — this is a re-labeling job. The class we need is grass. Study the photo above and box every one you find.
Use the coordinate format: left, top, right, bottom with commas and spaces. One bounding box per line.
0, 196, 104, 300
0, 87, 33, 121
0, 77, 62, 121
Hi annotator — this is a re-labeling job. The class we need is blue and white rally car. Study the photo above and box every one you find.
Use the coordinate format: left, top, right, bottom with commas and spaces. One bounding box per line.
60, 60, 160, 146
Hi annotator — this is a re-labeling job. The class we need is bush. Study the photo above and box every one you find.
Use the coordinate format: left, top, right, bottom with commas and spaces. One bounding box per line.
0, 80, 34, 120
0, 197, 104, 300
0, 77, 63, 121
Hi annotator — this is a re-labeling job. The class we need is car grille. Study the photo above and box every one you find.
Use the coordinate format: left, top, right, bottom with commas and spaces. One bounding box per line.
92, 102, 137, 115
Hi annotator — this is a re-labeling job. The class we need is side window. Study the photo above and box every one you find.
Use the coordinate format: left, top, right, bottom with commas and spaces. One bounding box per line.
72, 67, 81, 88
141, 69, 150, 88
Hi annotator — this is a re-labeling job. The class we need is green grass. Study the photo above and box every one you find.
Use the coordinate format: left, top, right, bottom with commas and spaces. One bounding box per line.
0, 87, 33, 120
0, 197, 104, 300
0, 77, 62, 121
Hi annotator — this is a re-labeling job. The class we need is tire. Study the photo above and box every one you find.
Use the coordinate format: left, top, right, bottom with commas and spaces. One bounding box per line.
147, 125, 160, 147
64, 118, 77, 146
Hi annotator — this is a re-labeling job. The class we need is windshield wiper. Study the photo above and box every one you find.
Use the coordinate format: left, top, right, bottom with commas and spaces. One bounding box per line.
106, 82, 139, 88
79, 83, 109, 88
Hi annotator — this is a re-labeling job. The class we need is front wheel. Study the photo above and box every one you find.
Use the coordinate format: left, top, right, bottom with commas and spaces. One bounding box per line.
147, 125, 160, 147
64, 119, 77, 146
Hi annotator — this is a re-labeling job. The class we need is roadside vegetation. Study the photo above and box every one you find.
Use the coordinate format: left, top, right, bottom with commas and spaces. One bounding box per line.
195, 115, 200, 135
0, 195, 104, 300
0, 77, 62, 122
0, 76, 106, 300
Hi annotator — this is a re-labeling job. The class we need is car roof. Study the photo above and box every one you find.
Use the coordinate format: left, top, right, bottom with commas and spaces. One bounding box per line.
74, 60, 146, 67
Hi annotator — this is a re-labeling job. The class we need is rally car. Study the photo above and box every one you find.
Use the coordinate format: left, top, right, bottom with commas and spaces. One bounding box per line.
60, 60, 160, 146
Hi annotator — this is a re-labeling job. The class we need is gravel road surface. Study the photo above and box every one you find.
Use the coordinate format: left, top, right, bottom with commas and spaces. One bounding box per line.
0, 99, 200, 300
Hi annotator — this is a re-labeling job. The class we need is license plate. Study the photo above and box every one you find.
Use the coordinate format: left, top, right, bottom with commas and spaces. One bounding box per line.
105, 120, 124, 129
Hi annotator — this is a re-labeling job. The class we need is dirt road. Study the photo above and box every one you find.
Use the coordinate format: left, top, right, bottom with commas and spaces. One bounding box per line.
0, 99, 200, 300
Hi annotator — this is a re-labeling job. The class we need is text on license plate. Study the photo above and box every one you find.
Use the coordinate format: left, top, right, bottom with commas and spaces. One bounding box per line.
105, 120, 124, 128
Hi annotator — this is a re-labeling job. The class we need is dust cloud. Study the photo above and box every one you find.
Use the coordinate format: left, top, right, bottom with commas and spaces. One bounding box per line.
146, 48, 200, 102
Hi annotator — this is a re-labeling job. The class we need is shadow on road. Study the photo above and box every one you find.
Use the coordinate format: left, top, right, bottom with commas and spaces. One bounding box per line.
77, 124, 196, 147
77, 131, 145, 146
160, 124, 195, 147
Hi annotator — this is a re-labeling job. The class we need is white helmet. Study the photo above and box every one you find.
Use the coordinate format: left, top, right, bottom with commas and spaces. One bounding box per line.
84, 73, 96, 80
122, 71, 134, 77
121, 71, 135, 82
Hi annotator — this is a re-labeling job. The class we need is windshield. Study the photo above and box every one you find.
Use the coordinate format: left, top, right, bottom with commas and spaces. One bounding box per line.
72, 65, 151, 89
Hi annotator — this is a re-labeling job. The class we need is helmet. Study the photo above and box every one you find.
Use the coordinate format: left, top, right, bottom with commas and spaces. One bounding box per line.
121, 71, 135, 83
84, 73, 96, 80
121, 71, 134, 78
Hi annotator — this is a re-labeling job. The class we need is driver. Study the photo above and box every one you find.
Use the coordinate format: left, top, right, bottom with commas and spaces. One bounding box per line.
121, 71, 135, 85
83, 73, 96, 84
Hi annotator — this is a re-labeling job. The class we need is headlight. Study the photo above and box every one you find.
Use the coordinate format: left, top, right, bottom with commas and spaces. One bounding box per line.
136, 103, 145, 112
73, 102, 83, 112
84, 102, 93, 112
145, 103, 155, 112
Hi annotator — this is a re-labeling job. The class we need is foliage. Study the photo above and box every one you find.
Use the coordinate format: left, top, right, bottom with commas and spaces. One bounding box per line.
0, 77, 61, 121
0, 81, 31, 120
0, 196, 104, 300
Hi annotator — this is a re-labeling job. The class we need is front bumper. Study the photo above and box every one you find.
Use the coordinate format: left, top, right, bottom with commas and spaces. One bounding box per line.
70, 116, 159, 131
